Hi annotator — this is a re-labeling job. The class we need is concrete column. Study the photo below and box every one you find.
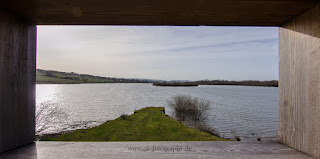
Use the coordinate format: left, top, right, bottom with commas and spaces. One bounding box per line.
0, 9, 36, 153
279, 4, 320, 158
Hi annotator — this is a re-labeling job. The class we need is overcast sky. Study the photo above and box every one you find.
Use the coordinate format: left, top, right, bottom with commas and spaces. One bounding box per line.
37, 26, 278, 81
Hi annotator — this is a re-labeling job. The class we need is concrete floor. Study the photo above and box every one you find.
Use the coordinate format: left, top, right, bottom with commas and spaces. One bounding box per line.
0, 141, 313, 159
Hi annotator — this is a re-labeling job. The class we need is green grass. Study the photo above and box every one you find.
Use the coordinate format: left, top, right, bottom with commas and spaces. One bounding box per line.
36, 71, 114, 84
36, 72, 81, 84
41, 107, 227, 141
36, 69, 149, 84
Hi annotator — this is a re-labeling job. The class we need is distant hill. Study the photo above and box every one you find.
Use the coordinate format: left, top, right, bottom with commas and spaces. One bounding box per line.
36, 69, 153, 84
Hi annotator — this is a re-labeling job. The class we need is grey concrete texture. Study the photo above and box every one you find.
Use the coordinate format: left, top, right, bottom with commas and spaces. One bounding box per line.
279, 4, 320, 158
0, 9, 36, 153
0, 141, 313, 159
2, 0, 318, 26
1, 0, 320, 158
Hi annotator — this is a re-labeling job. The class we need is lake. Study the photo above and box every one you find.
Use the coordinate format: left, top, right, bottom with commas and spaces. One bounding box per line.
36, 83, 278, 141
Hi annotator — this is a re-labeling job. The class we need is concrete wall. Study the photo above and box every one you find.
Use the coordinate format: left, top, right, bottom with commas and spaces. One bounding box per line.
0, 0, 319, 157
279, 4, 320, 158
0, 9, 36, 153
3, 0, 318, 26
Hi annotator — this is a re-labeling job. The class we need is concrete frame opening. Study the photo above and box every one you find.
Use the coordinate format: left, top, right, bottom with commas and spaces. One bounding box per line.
35, 25, 279, 141
1, 0, 320, 158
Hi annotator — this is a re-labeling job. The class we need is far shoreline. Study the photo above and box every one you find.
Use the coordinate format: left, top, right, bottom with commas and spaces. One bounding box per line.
36, 69, 278, 87
36, 82, 278, 87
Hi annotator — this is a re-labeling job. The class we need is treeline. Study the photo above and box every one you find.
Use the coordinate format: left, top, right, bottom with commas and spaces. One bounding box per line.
153, 82, 198, 87
37, 69, 278, 87
152, 80, 278, 87
196, 80, 278, 87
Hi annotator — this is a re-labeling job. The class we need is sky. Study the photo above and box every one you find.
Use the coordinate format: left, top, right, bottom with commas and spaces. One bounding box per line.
37, 26, 278, 81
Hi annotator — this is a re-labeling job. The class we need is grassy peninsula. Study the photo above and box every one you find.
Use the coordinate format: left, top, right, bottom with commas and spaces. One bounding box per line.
40, 107, 226, 141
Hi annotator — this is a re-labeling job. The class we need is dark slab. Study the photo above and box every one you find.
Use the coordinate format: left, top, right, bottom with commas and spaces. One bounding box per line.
2, 0, 318, 26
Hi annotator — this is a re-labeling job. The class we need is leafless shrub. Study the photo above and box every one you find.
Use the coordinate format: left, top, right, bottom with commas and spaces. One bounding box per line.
167, 95, 211, 123
168, 95, 191, 121
36, 102, 68, 135
187, 97, 211, 122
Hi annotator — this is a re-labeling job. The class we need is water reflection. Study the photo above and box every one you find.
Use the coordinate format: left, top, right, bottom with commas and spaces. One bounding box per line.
36, 83, 278, 141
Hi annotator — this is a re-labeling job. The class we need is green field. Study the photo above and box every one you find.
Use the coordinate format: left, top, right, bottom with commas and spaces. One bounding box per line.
36, 71, 113, 84
36, 69, 148, 84
41, 107, 227, 141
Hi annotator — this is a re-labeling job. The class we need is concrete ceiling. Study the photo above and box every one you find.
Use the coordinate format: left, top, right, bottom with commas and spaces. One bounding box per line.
2, 0, 319, 26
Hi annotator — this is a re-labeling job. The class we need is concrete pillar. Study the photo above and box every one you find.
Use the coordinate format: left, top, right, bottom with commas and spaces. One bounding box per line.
0, 9, 36, 153
279, 4, 320, 158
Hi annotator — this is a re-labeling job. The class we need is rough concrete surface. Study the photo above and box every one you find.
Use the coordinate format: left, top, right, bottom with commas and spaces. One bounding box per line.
2, 0, 318, 25
0, 141, 313, 159
0, 9, 36, 153
279, 4, 320, 158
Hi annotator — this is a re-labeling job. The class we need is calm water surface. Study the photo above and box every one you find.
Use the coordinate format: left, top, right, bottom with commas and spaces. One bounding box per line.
36, 83, 278, 141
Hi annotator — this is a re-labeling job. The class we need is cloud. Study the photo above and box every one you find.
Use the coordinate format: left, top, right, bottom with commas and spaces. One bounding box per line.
37, 26, 278, 81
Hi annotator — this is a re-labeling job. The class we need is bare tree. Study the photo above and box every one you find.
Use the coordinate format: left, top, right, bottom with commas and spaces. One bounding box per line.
168, 95, 190, 121
167, 95, 211, 123
36, 102, 69, 135
187, 97, 211, 122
